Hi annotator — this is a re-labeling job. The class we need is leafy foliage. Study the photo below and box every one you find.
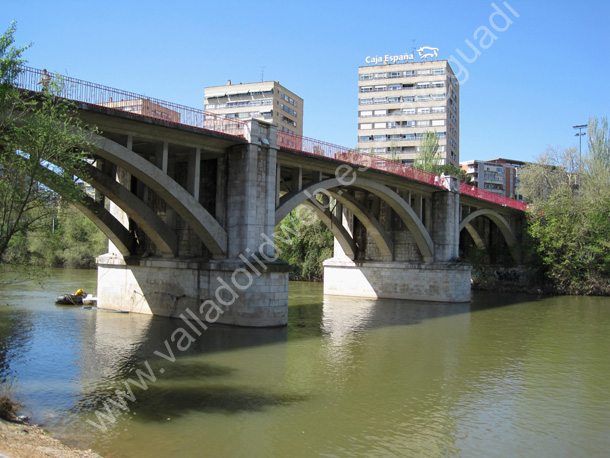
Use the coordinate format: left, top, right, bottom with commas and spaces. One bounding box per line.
412, 131, 471, 183
23, 205, 107, 268
275, 207, 334, 281
0, 22, 93, 265
413, 131, 441, 172
519, 117, 610, 294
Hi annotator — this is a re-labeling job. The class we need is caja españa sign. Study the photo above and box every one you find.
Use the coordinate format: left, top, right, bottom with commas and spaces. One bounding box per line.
365, 47, 439, 65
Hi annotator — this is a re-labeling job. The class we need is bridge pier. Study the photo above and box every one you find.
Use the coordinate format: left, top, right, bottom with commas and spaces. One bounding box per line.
96, 119, 290, 327
97, 255, 289, 326
323, 259, 471, 302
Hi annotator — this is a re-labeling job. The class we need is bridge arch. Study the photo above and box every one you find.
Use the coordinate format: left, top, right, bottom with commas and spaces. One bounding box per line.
276, 177, 433, 261
88, 133, 227, 257
24, 159, 135, 256
460, 209, 519, 262
300, 200, 356, 260
80, 162, 178, 256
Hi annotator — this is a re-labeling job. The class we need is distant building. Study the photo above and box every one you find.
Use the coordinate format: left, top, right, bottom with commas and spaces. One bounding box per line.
357, 59, 459, 166
460, 158, 526, 200
100, 99, 181, 123
204, 81, 303, 137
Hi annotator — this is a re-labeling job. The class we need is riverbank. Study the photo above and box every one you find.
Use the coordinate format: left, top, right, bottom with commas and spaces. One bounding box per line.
0, 419, 101, 458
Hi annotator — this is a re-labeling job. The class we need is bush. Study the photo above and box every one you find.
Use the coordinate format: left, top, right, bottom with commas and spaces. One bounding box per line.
0, 378, 19, 421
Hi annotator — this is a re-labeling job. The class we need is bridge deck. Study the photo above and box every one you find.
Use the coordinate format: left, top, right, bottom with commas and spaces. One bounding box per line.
15, 66, 526, 212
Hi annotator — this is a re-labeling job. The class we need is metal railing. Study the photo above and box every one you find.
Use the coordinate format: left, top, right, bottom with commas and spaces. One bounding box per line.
14, 66, 247, 138
277, 131, 442, 187
278, 131, 528, 210
460, 182, 528, 211
13, 66, 527, 211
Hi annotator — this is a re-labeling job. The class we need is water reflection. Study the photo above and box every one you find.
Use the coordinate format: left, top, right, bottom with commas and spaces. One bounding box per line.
1, 272, 610, 458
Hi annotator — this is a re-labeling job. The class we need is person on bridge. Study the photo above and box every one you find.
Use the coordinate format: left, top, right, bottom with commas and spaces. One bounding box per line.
38, 69, 51, 90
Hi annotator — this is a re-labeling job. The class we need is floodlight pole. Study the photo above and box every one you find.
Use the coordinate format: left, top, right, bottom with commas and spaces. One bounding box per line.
573, 124, 587, 163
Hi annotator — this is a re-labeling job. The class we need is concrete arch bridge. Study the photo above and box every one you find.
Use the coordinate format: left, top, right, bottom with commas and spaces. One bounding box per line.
14, 67, 526, 327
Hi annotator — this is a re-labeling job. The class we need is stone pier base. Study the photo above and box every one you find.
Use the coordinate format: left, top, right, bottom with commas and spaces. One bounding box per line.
97, 254, 289, 327
323, 258, 471, 302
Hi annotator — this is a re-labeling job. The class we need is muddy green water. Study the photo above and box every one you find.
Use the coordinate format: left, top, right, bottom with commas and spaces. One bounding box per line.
0, 269, 609, 457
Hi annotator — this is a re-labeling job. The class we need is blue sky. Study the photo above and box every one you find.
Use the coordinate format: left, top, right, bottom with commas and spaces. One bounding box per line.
3, 0, 609, 162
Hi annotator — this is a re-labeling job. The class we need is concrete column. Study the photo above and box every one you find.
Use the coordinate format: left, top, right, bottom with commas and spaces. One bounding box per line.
156, 141, 168, 173
107, 135, 132, 255
291, 167, 302, 191
431, 180, 460, 262
187, 147, 201, 201
225, 120, 278, 259
275, 164, 281, 208
216, 155, 227, 228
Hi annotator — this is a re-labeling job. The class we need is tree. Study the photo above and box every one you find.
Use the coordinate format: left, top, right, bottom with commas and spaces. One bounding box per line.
413, 131, 441, 173
518, 117, 610, 294
275, 207, 334, 281
0, 22, 92, 264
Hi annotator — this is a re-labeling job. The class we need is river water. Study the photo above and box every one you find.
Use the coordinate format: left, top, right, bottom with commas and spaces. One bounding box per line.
0, 268, 609, 457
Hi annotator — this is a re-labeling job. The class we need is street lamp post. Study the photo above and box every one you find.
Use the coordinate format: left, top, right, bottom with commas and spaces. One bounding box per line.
573, 124, 587, 163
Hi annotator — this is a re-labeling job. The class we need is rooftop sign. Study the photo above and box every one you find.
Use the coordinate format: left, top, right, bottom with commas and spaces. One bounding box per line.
365, 47, 440, 65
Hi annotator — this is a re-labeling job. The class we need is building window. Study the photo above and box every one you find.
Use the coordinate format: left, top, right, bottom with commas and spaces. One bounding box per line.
359, 123, 373, 130
360, 86, 373, 93
281, 104, 297, 117
417, 107, 431, 114
431, 81, 445, 88
417, 82, 430, 89
280, 93, 298, 107
374, 122, 387, 129
281, 115, 297, 127
432, 106, 445, 113
360, 98, 373, 105
359, 135, 373, 142
373, 109, 387, 116
360, 110, 373, 117
431, 68, 445, 75
374, 85, 387, 92
402, 108, 415, 115
360, 74, 374, 80
431, 119, 445, 126
418, 69, 431, 76
388, 84, 402, 91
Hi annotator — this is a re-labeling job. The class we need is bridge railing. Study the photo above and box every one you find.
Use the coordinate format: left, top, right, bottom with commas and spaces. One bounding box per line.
277, 131, 442, 187
14, 66, 247, 138
14, 66, 527, 211
459, 183, 528, 211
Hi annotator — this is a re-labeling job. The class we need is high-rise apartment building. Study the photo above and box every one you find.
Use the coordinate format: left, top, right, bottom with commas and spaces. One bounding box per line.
204, 81, 303, 136
357, 60, 459, 166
